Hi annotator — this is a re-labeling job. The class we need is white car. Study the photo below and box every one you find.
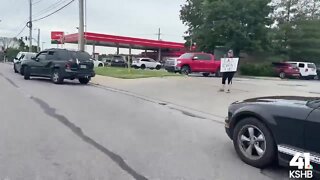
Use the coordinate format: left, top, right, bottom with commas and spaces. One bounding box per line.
286, 61, 318, 79
90, 58, 104, 68
13, 52, 37, 74
132, 58, 162, 70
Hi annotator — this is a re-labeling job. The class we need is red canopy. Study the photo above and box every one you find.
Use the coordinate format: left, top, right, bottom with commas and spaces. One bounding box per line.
63, 32, 186, 51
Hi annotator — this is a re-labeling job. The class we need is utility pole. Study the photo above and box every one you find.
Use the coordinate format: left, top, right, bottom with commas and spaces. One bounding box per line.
79, 0, 85, 51
157, 28, 161, 41
42, 42, 45, 50
29, 0, 32, 52
157, 28, 161, 61
37, 28, 40, 52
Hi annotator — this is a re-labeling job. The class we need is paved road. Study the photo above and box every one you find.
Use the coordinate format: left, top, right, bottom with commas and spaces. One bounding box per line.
0, 63, 289, 180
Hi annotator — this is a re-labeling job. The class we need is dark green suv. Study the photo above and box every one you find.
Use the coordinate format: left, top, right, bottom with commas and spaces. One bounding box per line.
21, 49, 95, 84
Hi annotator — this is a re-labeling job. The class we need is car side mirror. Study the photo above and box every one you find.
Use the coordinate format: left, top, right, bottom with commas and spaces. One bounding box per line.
192, 57, 199, 60
32, 57, 39, 61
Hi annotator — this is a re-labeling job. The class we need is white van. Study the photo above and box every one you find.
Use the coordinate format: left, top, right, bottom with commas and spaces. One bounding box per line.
286, 61, 318, 79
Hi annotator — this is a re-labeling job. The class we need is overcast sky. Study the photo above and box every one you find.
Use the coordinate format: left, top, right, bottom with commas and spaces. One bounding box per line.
0, 0, 187, 54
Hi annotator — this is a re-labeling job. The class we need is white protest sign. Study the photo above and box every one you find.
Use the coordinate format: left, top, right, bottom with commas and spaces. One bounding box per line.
220, 58, 239, 72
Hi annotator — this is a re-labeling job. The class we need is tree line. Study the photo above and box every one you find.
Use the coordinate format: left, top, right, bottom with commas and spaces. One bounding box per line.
180, 0, 320, 63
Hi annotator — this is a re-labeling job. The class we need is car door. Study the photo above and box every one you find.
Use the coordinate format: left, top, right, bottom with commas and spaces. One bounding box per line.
31, 51, 47, 75
304, 104, 320, 170
298, 63, 307, 77
191, 54, 206, 72
42, 51, 56, 76
149, 59, 157, 68
141, 59, 150, 68
200, 54, 215, 72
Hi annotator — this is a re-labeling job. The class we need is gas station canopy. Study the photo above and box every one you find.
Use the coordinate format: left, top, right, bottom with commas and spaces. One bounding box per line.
62, 32, 186, 51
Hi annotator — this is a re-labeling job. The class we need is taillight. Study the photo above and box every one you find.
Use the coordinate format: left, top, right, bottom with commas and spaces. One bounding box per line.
65, 63, 71, 70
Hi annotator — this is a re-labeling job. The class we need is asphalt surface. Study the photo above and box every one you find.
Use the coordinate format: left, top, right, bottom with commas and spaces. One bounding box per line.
0, 63, 289, 180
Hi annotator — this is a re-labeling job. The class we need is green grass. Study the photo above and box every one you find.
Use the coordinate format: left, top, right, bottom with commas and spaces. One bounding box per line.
94, 67, 181, 79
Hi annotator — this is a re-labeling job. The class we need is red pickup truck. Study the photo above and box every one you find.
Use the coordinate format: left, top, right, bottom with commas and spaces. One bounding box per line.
164, 52, 221, 77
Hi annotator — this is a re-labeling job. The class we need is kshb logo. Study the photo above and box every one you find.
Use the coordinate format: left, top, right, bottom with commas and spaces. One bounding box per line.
289, 153, 313, 179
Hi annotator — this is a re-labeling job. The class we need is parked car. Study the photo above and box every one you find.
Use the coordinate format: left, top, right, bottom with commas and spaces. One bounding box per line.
165, 53, 221, 77
90, 58, 104, 67
102, 57, 112, 66
286, 61, 318, 79
110, 55, 128, 67
225, 96, 320, 175
132, 58, 162, 70
20, 48, 95, 84
13, 52, 37, 74
272, 62, 300, 79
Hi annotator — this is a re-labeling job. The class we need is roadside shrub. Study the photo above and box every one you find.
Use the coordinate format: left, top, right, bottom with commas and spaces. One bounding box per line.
240, 63, 275, 77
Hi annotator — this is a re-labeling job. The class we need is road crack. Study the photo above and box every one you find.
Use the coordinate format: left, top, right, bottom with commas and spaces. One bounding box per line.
30, 96, 148, 180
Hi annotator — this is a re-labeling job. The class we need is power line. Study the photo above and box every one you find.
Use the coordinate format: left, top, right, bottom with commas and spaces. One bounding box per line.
32, 0, 43, 5
33, 0, 75, 22
32, 0, 68, 18
13, 24, 28, 38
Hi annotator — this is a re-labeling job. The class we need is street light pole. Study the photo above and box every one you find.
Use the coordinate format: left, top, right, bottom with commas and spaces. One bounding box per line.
78, 0, 85, 51
37, 28, 40, 52
29, 0, 33, 52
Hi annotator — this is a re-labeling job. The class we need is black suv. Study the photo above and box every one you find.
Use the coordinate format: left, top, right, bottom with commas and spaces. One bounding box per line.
21, 49, 95, 84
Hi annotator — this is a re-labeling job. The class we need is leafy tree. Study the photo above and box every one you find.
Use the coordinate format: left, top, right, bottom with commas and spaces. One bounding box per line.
180, 0, 273, 55
271, 0, 320, 53
288, 19, 320, 63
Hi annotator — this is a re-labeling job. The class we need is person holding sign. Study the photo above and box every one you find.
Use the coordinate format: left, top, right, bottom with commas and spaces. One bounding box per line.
219, 50, 239, 93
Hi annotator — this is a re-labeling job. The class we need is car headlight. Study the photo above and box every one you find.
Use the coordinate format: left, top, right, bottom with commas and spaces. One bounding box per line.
177, 60, 182, 64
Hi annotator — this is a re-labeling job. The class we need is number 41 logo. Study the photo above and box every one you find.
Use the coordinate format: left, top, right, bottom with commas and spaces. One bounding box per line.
290, 153, 313, 170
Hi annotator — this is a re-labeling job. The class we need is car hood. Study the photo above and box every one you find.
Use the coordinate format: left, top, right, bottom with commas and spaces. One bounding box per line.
234, 96, 319, 107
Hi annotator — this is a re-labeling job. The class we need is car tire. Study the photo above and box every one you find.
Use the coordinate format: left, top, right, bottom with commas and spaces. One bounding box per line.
314, 75, 319, 80
202, 73, 210, 77
156, 65, 161, 70
79, 77, 90, 84
98, 63, 103, 67
23, 66, 31, 80
233, 117, 276, 168
14, 64, 18, 73
279, 72, 286, 79
180, 65, 191, 75
51, 69, 64, 84
141, 64, 146, 70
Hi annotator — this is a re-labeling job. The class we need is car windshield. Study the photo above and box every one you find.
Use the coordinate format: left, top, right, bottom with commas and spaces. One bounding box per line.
307, 98, 320, 107
179, 53, 193, 59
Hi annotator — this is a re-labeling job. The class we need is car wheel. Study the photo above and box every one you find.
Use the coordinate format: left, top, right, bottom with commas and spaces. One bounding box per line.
279, 72, 286, 79
156, 65, 161, 70
51, 69, 64, 84
202, 73, 210, 77
180, 65, 191, 75
314, 75, 319, 80
98, 63, 103, 67
233, 117, 276, 168
79, 77, 90, 84
23, 66, 31, 80
141, 64, 146, 70
14, 64, 18, 73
